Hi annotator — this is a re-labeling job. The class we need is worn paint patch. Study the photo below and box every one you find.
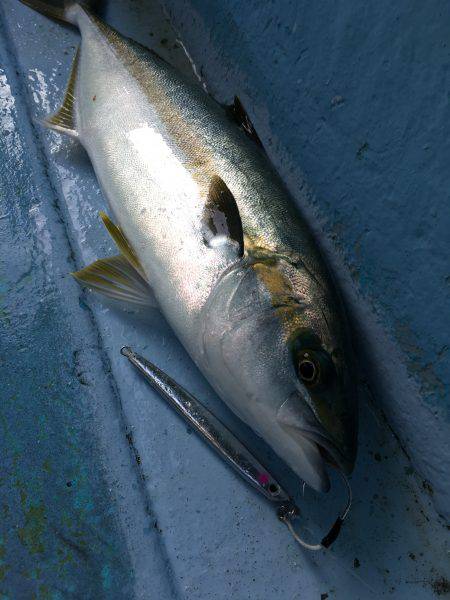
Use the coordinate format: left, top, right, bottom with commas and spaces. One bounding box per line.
17, 503, 47, 556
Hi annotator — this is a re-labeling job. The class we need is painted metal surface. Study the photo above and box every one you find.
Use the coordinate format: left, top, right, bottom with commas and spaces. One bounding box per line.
0, 1, 448, 598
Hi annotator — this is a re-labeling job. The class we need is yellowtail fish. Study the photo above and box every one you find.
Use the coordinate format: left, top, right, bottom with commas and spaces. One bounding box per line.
21, 0, 358, 493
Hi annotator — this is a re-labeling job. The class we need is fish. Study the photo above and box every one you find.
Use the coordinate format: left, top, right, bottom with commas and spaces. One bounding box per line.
20, 0, 358, 493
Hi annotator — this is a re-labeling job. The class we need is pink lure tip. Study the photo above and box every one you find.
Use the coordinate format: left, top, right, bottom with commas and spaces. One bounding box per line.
258, 473, 270, 486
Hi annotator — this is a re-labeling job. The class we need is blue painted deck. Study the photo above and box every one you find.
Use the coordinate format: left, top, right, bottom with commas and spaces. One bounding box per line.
0, 1, 448, 598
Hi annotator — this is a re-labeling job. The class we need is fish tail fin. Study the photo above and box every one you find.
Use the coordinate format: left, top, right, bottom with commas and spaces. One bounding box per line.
18, 1, 103, 25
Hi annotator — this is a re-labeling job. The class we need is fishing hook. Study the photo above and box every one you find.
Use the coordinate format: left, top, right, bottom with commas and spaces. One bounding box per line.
278, 470, 352, 551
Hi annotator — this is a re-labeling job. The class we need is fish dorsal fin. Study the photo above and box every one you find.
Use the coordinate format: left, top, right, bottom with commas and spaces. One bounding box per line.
202, 176, 244, 256
72, 255, 156, 307
44, 47, 79, 137
227, 96, 263, 148
99, 211, 146, 278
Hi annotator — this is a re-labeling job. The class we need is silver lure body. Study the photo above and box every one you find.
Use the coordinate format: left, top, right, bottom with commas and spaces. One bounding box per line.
45, 5, 358, 492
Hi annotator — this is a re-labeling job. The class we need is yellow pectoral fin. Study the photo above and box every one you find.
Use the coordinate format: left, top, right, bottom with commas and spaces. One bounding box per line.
201, 176, 244, 256
72, 255, 157, 307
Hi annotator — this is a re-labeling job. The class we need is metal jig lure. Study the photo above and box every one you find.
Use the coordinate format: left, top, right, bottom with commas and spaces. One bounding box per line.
121, 346, 352, 551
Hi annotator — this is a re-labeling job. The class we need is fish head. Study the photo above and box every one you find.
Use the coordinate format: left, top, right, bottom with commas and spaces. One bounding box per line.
201, 254, 357, 493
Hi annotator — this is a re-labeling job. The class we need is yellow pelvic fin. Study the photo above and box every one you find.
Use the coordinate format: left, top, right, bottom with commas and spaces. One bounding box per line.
72, 255, 156, 307
99, 211, 146, 278
72, 213, 155, 306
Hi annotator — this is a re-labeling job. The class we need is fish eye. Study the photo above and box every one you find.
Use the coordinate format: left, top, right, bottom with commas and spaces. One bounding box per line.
297, 351, 320, 385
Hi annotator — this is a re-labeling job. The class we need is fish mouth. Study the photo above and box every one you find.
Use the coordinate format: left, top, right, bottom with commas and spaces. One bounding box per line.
276, 394, 355, 492
299, 428, 354, 475
279, 426, 331, 493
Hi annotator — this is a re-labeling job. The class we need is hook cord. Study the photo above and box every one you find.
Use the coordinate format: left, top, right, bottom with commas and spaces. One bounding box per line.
279, 471, 352, 551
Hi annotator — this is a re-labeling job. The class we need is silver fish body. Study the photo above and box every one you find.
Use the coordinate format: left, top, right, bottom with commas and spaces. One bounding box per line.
31, 3, 358, 492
